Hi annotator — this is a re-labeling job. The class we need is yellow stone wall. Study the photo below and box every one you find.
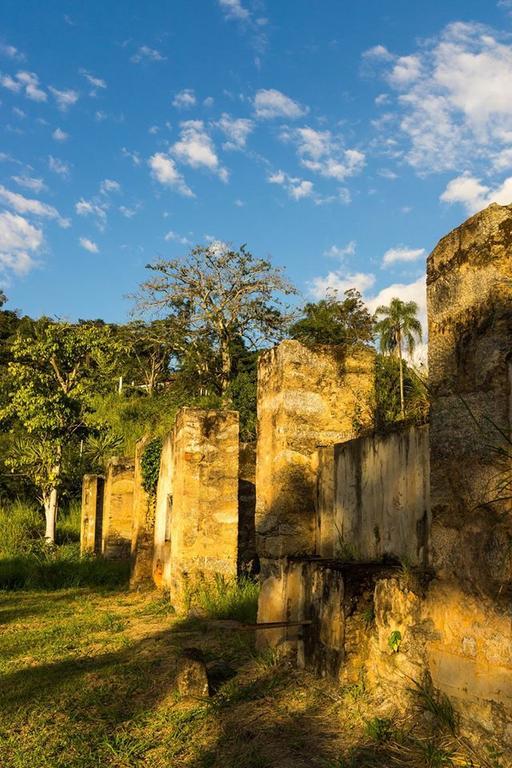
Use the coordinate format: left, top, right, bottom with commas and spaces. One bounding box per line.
101, 457, 135, 559
80, 474, 104, 555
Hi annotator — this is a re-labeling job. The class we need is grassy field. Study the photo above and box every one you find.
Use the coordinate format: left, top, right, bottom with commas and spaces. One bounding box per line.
0, 585, 496, 768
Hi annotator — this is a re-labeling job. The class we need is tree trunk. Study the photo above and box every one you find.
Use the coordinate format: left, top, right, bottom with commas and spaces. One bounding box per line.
43, 486, 58, 543
220, 339, 232, 396
398, 330, 405, 419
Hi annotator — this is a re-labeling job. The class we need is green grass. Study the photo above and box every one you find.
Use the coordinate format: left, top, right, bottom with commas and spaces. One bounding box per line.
184, 573, 260, 623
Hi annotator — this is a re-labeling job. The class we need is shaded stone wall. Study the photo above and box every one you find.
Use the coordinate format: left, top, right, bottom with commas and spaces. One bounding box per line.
101, 457, 135, 559
428, 203, 512, 589
315, 425, 430, 565
256, 340, 375, 560
238, 442, 257, 573
80, 474, 104, 555
169, 408, 239, 611
130, 437, 156, 587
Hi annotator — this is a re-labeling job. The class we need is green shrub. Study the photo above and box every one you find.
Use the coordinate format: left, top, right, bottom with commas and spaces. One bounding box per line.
140, 438, 162, 495
0, 499, 43, 557
184, 574, 259, 623
0, 550, 129, 590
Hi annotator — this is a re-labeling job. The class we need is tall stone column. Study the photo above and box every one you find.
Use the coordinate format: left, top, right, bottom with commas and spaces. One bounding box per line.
427, 202, 512, 591
80, 474, 104, 555
130, 437, 156, 587
101, 457, 135, 560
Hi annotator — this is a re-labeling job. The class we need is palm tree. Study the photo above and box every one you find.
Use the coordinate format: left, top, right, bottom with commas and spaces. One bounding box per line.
374, 298, 422, 418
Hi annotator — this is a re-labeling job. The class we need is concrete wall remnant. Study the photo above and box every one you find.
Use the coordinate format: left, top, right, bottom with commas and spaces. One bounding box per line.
256, 340, 375, 560
315, 425, 430, 565
153, 431, 174, 589
80, 474, 104, 555
101, 457, 135, 559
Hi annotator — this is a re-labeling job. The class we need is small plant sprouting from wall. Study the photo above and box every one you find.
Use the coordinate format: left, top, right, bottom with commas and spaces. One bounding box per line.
388, 629, 402, 653
140, 438, 162, 496
365, 716, 393, 743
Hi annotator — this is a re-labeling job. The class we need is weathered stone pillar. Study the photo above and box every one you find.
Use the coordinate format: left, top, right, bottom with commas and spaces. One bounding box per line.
255, 340, 375, 560
427, 202, 512, 589
101, 457, 135, 560
80, 474, 104, 555
169, 407, 240, 611
152, 431, 174, 588
130, 437, 156, 587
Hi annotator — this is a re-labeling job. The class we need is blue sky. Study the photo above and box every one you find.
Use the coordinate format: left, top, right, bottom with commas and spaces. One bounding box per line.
1, 0, 512, 354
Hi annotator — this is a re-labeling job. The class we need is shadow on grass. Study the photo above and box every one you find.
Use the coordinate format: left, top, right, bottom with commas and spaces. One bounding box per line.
0, 555, 130, 590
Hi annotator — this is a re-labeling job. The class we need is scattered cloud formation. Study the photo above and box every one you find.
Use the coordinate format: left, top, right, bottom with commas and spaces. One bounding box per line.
13, 71, 47, 101
75, 198, 108, 230
164, 229, 192, 245
79, 237, 99, 253
148, 152, 194, 197
0, 211, 41, 276
323, 241, 356, 259
382, 245, 426, 266
218, 0, 250, 21
11, 175, 45, 193
79, 69, 107, 92
282, 126, 366, 181
253, 88, 307, 119
268, 169, 314, 200
440, 173, 512, 213
0, 43, 25, 61
100, 179, 121, 194
172, 88, 196, 109
48, 155, 71, 177
49, 85, 79, 110
52, 127, 69, 141
172, 120, 228, 181
0, 185, 69, 227
216, 113, 254, 150
130, 45, 166, 64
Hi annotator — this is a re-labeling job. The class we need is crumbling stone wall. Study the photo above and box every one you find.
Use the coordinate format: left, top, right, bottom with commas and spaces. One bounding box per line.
130, 437, 156, 587
101, 457, 135, 559
428, 203, 512, 589
170, 408, 239, 611
256, 340, 375, 560
152, 407, 240, 608
80, 474, 104, 555
315, 425, 430, 565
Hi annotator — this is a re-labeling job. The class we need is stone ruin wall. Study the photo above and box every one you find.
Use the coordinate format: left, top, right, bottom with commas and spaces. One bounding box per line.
101, 457, 135, 559
315, 425, 430, 565
151, 407, 240, 609
255, 340, 375, 561
80, 473, 104, 555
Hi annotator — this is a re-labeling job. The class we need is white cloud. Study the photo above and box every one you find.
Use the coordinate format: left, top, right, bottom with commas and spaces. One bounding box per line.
218, 0, 251, 21
323, 241, 356, 259
382, 245, 426, 266
172, 88, 196, 109
253, 88, 307, 119
368, 22, 512, 174
119, 205, 139, 218
121, 147, 142, 166
48, 155, 70, 177
148, 152, 194, 197
49, 86, 79, 110
164, 229, 192, 245
0, 211, 41, 275
100, 179, 121, 194
15, 71, 47, 101
130, 46, 166, 64
75, 198, 108, 230
362, 44, 394, 61
52, 127, 69, 141
11, 175, 45, 193
216, 113, 254, 150
95, 110, 107, 122
79, 69, 107, 91
79, 237, 99, 253
440, 172, 512, 213
0, 185, 68, 226
0, 73, 21, 92
267, 169, 315, 200
172, 120, 228, 181
309, 270, 376, 299
282, 126, 366, 181
0, 43, 25, 61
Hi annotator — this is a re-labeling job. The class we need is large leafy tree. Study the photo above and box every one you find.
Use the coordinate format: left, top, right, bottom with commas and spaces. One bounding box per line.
119, 318, 185, 396
374, 298, 422, 418
134, 243, 296, 395
289, 289, 374, 349
1, 319, 116, 541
